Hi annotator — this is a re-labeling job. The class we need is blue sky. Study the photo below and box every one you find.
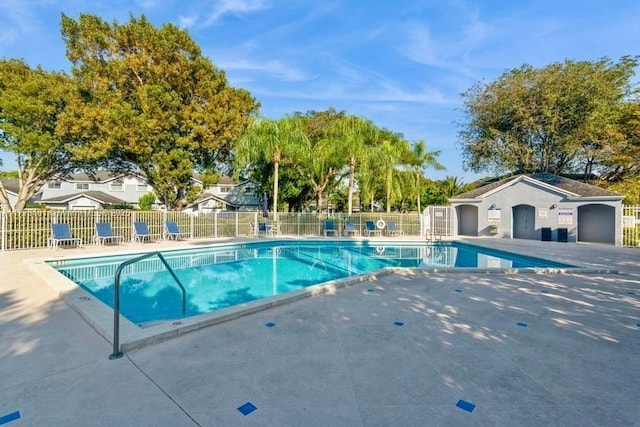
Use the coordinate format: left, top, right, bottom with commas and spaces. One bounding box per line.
1, 0, 639, 182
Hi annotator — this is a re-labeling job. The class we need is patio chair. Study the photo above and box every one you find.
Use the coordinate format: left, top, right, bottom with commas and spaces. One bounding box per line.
364, 220, 382, 237
133, 221, 160, 243
248, 221, 257, 236
94, 222, 124, 246
268, 222, 281, 236
164, 220, 189, 240
323, 219, 337, 236
257, 222, 269, 237
385, 220, 405, 237
48, 223, 82, 249
343, 221, 360, 237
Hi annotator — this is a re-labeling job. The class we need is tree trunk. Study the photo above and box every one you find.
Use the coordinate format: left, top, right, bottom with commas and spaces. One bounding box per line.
0, 180, 13, 211
386, 169, 392, 213
415, 169, 421, 214
273, 148, 280, 221
13, 173, 43, 212
347, 156, 355, 215
316, 192, 323, 214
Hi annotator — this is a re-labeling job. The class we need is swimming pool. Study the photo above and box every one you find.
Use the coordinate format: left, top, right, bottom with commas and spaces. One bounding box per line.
49, 240, 573, 325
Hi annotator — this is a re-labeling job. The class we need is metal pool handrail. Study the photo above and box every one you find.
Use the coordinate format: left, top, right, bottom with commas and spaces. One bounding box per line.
109, 251, 187, 360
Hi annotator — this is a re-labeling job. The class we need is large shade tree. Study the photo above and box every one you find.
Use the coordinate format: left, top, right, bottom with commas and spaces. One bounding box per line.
458, 56, 638, 177
59, 13, 259, 209
599, 101, 640, 202
0, 59, 80, 212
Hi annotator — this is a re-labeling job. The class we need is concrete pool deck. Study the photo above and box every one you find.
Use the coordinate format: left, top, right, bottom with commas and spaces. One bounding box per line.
1, 238, 639, 426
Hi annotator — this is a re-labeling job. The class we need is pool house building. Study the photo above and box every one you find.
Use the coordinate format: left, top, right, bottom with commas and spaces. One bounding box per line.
449, 173, 624, 246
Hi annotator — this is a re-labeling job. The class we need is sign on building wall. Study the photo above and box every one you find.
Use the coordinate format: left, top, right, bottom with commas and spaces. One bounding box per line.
558, 208, 573, 225
538, 208, 548, 219
488, 208, 501, 225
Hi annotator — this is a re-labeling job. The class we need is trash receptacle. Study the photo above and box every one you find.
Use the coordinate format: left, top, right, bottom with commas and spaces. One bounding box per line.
541, 227, 552, 241
558, 228, 568, 242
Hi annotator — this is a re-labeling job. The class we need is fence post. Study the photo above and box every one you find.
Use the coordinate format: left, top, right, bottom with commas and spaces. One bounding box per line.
214, 211, 218, 238
131, 212, 136, 242
1, 211, 5, 252
190, 213, 194, 239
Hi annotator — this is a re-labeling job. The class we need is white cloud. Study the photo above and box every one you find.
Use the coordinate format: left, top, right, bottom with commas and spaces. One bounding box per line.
204, 0, 269, 26
0, 0, 35, 42
213, 52, 311, 82
134, 0, 163, 9
0, 28, 19, 44
178, 15, 198, 29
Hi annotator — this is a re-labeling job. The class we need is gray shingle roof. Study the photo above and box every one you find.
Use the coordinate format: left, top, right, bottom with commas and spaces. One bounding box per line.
1, 178, 19, 194
453, 173, 622, 199
39, 191, 127, 205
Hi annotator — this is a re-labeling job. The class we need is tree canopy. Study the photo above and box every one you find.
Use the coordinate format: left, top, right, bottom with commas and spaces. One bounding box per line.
58, 13, 259, 210
234, 109, 444, 213
0, 59, 80, 212
458, 56, 639, 179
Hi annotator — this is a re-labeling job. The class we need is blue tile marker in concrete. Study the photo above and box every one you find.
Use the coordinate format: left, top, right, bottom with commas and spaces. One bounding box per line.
0, 411, 21, 425
517, 322, 528, 328
265, 322, 276, 328
393, 321, 404, 327
456, 399, 476, 413
237, 402, 257, 416
455, 289, 463, 293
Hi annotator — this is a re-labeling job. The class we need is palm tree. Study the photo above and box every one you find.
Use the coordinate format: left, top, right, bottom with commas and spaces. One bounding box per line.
234, 117, 305, 221
357, 157, 377, 211
442, 176, 466, 200
287, 111, 348, 213
329, 115, 378, 215
376, 132, 410, 213
407, 140, 444, 213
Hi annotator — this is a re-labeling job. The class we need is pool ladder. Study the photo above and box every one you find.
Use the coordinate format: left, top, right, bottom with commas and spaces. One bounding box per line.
425, 229, 442, 242
109, 252, 187, 360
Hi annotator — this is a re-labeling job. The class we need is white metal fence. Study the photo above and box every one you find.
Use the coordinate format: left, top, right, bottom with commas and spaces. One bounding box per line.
4, 205, 640, 251
0, 209, 452, 251
622, 205, 640, 247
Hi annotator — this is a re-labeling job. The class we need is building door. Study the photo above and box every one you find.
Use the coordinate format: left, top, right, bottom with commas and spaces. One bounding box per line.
456, 205, 478, 236
512, 204, 535, 240
578, 204, 615, 244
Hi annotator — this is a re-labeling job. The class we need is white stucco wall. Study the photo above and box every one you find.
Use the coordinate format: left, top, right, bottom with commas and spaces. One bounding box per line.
451, 179, 622, 245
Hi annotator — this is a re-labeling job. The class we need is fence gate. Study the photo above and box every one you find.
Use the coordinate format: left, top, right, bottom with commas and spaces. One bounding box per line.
622, 205, 640, 247
423, 205, 451, 236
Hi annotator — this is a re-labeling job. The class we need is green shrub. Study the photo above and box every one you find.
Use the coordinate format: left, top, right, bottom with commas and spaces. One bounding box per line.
138, 192, 156, 211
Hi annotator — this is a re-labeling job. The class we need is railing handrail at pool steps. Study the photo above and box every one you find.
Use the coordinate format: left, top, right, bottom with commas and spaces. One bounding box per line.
109, 251, 187, 360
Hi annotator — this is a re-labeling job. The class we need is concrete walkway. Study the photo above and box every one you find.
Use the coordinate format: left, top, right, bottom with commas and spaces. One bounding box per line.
1, 238, 639, 426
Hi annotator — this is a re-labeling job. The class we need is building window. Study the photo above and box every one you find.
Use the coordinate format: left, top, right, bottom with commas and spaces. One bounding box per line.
137, 184, 148, 191
110, 179, 124, 191
220, 186, 231, 193
47, 181, 61, 190
75, 183, 90, 190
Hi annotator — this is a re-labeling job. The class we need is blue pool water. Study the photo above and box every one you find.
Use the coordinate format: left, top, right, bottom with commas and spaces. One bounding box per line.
49, 241, 572, 324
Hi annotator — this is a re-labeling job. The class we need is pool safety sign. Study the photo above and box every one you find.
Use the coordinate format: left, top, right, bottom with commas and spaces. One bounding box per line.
558, 208, 573, 225
487, 208, 501, 225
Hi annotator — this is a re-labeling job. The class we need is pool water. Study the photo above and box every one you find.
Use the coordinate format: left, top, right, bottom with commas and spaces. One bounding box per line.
50, 241, 572, 324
